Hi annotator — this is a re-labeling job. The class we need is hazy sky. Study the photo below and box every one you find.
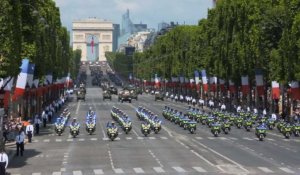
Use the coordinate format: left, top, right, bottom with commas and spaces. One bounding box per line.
54, 0, 214, 31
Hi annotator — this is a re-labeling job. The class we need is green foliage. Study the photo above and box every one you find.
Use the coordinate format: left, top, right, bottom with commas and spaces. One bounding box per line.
134, 0, 300, 84
106, 52, 133, 78
0, 0, 74, 82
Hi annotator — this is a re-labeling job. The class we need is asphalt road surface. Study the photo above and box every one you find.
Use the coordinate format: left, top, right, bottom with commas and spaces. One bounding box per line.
8, 73, 300, 175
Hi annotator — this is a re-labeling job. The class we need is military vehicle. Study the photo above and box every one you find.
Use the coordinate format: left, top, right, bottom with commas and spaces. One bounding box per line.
103, 90, 112, 101
118, 89, 132, 103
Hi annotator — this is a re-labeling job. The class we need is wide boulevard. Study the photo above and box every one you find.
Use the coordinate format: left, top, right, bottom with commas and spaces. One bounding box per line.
7, 71, 300, 175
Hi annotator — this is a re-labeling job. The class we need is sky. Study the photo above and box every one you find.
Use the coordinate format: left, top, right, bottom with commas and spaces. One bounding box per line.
54, 0, 214, 32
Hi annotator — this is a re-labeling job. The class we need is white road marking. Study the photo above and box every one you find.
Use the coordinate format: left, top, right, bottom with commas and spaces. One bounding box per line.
258, 167, 274, 173
148, 149, 164, 167
91, 138, 98, 141
160, 136, 168, 140
137, 137, 144, 140
228, 137, 238, 140
115, 137, 120, 140
265, 138, 275, 141
133, 168, 145, 173
103, 138, 109, 141
67, 139, 74, 142
172, 166, 186, 173
162, 127, 174, 137
93, 169, 104, 175
283, 139, 291, 142
190, 149, 216, 167
55, 139, 62, 142
132, 129, 140, 137
193, 166, 207, 172
61, 168, 66, 171
149, 137, 156, 140
219, 137, 228, 140
32, 173, 41, 175
75, 101, 81, 114
33, 140, 39, 143
52, 172, 62, 175
279, 167, 295, 174
153, 167, 165, 173
242, 137, 254, 141
78, 138, 85, 141
126, 137, 132, 140
73, 170, 82, 175
192, 138, 249, 174
113, 168, 124, 174
43, 139, 50, 142
195, 137, 203, 140
207, 137, 216, 140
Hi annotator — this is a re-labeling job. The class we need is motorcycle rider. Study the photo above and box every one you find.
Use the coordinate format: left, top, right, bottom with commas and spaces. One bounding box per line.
221, 103, 226, 111
256, 121, 267, 129
87, 107, 94, 116
271, 113, 277, 121
106, 121, 117, 129
70, 118, 80, 128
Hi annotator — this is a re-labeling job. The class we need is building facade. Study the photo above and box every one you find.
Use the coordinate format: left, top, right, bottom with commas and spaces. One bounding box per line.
113, 24, 120, 52
72, 18, 113, 62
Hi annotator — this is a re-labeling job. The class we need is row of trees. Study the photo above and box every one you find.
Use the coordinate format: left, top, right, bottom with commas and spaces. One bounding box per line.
106, 52, 133, 79
133, 0, 300, 86
0, 0, 80, 85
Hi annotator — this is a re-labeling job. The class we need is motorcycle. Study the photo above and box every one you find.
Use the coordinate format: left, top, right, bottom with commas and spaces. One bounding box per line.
293, 123, 300, 137
255, 127, 267, 141
86, 122, 96, 135
243, 119, 253, 132
107, 127, 118, 141
207, 117, 214, 128
152, 121, 161, 134
267, 119, 276, 130
122, 121, 132, 134
235, 117, 243, 129
70, 125, 80, 138
188, 121, 197, 134
222, 121, 231, 134
55, 123, 64, 136
200, 114, 208, 125
282, 124, 292, 139
141, 123, 151, 137
211, 124, 221, 137
277, 120, 285, 133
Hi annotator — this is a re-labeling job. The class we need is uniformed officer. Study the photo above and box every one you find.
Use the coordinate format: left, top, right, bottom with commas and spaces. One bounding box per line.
26, 121, 34, 143
0, 148, 8, 175
16, 131, 25, 156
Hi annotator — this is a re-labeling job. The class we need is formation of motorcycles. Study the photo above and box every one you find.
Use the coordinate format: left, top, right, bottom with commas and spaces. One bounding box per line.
163, 106, 300, 141
136, 106, 162, 135
54, 108, 97, 138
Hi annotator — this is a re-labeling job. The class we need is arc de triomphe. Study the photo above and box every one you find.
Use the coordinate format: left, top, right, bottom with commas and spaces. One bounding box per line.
72, 18, 113, 62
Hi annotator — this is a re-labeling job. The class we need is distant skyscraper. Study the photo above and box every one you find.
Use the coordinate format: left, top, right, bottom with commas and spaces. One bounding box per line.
113, 24, 120, 52
121, 9, 134, 35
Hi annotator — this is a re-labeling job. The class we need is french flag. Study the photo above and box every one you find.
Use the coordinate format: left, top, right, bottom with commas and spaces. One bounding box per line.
219, 79, 225, 92
2, 77, 14, 108
201, 70, 208, 92
194, 70, 200, 91
229, 80, 236, 93
210, 76, 217, 92
26, 64, 35, 88
13, 59, 30, 99
290, 81, 300, 100
255, 69, 264, 96
241, 76, 250, 95
272, 81, 280, 100
189, 78, 194, 89
154, 74, 160, 88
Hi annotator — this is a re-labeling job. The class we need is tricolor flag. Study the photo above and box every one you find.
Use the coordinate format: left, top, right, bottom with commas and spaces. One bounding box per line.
194, 70, 200, 91
154, 74, 160, 88
45, 73, 53, 85
33, 79, 39, 88
241, 76, 250, 95
255, 69, 264, 96
27, 63, 35, 87
201, 70, 208, 92
219, 79, 225, 92
290, 81, 300, 100
229, 80, 236, 93
91, 36, 94, 54
3, 77, 14, 108
13, 59, 30, 99
189, 78, 194, 89
210, 76, 217, 92
271, 81, 280, 100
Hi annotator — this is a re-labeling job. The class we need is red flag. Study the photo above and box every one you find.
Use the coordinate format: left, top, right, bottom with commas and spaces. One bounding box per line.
91, 36, 94, 53
272, 81, 280, 100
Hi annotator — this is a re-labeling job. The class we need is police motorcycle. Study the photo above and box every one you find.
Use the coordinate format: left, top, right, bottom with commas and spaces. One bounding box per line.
120, 115, 132, 134
107, 122, 118, 141
221, 118, 231, 134
235, 116, 243, 129
243, 117, 253, 132
211, 119, 221, 137
277, 119, 285, 133
187, 120, 197, 134
70, 118, 80, 138
137, 107, 162, 134
266, 117, 276, 130
86, 116, 96, 135
141, 121, 151, 137
292, 122, 300, 137
255, 122, 267, 141
207, 114, 215, 128
55, 117, 65, 136
178, 114, 191, 130
281, 123, 293, 139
